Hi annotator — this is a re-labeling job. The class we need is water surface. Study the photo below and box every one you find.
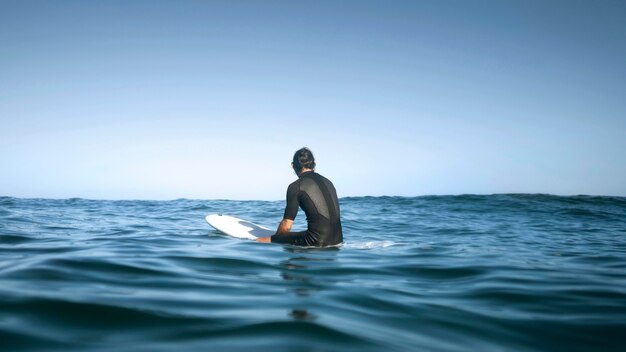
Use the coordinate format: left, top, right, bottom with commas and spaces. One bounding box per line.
1, 195, 625, 351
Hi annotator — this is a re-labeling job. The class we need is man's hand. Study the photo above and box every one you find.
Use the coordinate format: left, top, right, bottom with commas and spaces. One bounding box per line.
256, 219, 294, 243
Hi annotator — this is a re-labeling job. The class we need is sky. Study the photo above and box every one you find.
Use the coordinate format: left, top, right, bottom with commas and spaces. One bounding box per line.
1, 0, 625, 200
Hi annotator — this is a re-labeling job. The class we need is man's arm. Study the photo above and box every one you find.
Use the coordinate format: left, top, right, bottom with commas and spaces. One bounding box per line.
256, 218, 293, 243
257, 182, 298, 243
276, 218, 293, 234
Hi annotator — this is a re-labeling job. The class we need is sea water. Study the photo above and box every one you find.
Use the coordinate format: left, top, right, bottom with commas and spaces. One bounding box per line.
1, 195, 625, 351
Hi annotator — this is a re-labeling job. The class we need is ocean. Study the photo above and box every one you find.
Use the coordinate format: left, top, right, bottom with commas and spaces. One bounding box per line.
1, 194, 625, 351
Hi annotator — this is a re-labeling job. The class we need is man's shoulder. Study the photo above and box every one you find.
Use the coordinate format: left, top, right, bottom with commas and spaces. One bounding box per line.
291, 172, 334, 189
313, 172, 334, 184
287, 178, 301, 192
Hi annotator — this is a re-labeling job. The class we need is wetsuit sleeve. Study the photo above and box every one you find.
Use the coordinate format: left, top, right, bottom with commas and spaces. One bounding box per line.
283, 182, 299, 220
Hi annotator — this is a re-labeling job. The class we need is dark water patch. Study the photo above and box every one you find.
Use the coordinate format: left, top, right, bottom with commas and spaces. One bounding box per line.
3, 215, 41, 225
0, 329, 71, 351
165, 255, 275, 272
0, 233, 33, 244
496, 316, 626, 352
0, 296, 208, 329
0, 296, 241, 351
0, 244, 86, 256
406, 265, 487, 280
171, 320, 377, 346
2, 256, 177, 287
41, 225, 82, 232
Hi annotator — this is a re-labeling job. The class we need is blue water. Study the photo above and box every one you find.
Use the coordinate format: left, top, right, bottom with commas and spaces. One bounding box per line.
1, 195, 625, 351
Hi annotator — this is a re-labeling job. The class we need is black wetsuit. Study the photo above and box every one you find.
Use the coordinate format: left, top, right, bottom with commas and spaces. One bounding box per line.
271, 171, 343, 247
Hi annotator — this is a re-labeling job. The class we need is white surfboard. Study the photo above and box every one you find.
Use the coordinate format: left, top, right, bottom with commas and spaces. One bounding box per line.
205, 214, 274, 240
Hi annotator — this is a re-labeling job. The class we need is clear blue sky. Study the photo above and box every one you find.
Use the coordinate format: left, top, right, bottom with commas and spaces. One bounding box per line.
1, 0, 625, 200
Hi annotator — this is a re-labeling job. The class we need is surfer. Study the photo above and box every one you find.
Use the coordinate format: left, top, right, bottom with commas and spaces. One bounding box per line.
256, 147, 343, 247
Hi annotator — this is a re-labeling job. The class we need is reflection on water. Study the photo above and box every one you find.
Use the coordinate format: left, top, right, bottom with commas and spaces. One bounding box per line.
280, 247, 340, 320
289, 309, 318, 321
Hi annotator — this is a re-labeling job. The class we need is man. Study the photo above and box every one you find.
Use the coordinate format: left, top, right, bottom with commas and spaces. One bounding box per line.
256, 147, 343, 247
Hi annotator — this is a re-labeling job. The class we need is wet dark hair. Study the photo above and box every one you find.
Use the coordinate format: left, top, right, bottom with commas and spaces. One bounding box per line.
292, 147, 316, 174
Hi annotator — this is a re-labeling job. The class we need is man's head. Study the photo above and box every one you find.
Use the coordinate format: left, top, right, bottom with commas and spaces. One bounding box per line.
292, 147, 316, 175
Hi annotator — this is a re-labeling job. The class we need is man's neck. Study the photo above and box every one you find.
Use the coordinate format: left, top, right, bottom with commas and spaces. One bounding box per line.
298, 168, 314, 176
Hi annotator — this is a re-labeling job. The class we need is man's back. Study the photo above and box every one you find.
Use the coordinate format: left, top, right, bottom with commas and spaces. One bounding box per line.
294, 172, 343, 246
276, 171, 343, 246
